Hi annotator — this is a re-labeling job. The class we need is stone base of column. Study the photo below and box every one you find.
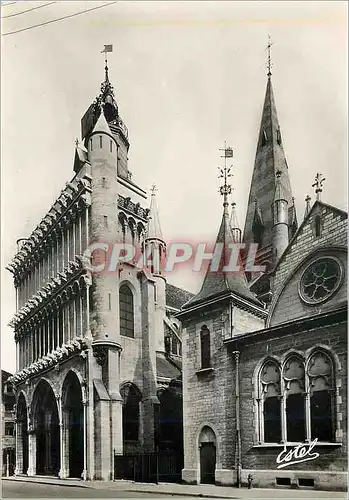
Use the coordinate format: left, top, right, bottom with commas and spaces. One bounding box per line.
27, 467, 36, 476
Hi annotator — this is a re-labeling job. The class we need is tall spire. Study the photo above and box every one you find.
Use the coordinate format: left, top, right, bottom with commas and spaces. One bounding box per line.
183, 149, 261, 309
146, 184, 163, 241
243, 42, 294, 255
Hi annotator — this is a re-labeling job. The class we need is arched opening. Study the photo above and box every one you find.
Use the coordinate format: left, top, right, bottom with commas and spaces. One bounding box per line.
62, 371, 84, 478
119, 284, 134, 338
120, 383, 141, 454
17, 394, 28, 474
32, 380, 60, 476
199, 426, 216, 485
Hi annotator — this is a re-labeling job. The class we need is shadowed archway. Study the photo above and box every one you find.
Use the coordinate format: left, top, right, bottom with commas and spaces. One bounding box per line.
62, 371, 84, 478
32, 380, 60, 476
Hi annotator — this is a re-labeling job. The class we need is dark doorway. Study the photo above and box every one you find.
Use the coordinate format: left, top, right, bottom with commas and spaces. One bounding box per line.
200, 443, 216, 484
33, 380, 60, 476
62, 371, 84, 479
199, 426, 216, 485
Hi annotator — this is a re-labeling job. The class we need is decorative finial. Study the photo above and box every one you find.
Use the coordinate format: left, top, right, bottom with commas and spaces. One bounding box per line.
276, 169, 282, 179
150, 183, 157, 196
266, 34, 273, 78
305, 195, 312, 217
75, 138, 79, 147
312, 173, 326, 201
101, 45, 113, 82
218, 142, 233, 212
292, 196, 295, 205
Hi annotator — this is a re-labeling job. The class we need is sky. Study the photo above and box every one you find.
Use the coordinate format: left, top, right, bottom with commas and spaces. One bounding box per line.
1, 1, 347, 373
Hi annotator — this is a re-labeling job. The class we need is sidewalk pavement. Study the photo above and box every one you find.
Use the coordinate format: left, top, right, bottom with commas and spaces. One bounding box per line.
3, 476, 347, 499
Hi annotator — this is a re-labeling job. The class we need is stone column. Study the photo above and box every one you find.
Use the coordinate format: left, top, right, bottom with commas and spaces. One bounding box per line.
27, 427, 36, 476
14, 419, 23, 476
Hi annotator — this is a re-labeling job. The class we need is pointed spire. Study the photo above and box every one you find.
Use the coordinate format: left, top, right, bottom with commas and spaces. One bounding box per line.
243, 50, 294, 251
183, 153, 261, 310
274, 170, 287, 202
304, 195, 312, 218
230, 203, 241, 243
146, 184, 163, 241
92, 107, 112, 136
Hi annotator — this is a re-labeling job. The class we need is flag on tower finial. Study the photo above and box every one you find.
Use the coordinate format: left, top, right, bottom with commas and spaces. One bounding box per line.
101, 45, 113, 53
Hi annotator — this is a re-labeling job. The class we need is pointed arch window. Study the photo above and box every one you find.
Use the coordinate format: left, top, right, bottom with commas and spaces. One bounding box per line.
119, 284, 134, 338
284, 356, 306, 442
121, 384, 141, 443
259, 360, 281, 443
200, 325, 211, 369
308, 351, 334, 441
256, 352, 338, 444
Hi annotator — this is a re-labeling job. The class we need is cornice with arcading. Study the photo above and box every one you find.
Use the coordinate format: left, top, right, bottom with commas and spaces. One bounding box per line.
9, 257, 92, 333
6, 176, 92, 279
118, 195, 149, 223
7, 337, 88, 386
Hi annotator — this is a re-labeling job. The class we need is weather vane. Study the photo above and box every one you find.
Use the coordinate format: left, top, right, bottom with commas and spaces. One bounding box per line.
218, 142, 233, 206
312, 173, 326, 201
266, 34, 273, 77
150, 183, 158, 195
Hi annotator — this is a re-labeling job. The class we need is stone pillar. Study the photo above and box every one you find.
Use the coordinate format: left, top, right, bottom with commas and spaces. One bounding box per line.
27, 429, 36, 476
108, 348, 123, 470
60, 406, 70, 478
139, 272, 159, 452
14, 420, 23, 476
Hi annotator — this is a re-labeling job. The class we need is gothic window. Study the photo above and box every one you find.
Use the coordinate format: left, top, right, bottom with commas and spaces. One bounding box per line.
119, 284, 134, 338
284, 356, 306, 442
257, 351, 337, 444
315, 215, 321, 237
259, 360, 281, 443
299, 257, 342, 305
200, 325, 211, 369
308, 351, 334, 442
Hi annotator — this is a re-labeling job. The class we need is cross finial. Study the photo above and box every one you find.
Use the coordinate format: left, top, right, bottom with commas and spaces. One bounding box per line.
266, 34, 273, 78
150, 183, 158, 195
312, 173, 326, 201
304, 195, 312, 217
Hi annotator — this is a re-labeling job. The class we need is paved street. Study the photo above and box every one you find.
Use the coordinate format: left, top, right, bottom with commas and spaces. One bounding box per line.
2, 481, 191, 498
2, 479, 347, 500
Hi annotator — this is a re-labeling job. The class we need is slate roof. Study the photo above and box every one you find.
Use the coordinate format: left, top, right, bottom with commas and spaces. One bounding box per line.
156, 352, 182, 380
165, 283, 195, 310
183, 208, 263, 309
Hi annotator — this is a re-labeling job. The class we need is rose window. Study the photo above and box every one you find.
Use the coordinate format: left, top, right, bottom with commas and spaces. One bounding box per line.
299, 258, 342, 304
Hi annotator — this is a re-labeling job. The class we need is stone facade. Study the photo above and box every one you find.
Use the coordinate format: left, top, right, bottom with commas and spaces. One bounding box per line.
179, 71, 347, 491
6, 69, 189, 481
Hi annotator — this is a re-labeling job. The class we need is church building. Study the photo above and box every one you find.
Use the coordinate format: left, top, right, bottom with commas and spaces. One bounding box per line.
6, 61, 190, 481
179, 65, 347, 491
